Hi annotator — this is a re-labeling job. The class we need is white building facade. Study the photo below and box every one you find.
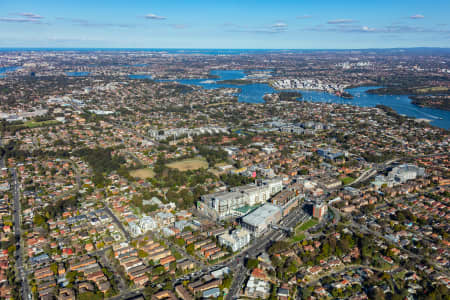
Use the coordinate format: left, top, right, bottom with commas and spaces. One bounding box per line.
199, 178, 283, 220
218, 228, 251, 252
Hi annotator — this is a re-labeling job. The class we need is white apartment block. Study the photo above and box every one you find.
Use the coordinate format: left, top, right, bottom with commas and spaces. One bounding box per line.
218, 228, 251, 252
199, 178, 283, 220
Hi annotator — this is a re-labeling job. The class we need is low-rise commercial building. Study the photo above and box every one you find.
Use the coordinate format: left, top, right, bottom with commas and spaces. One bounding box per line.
241, 204, 282, 237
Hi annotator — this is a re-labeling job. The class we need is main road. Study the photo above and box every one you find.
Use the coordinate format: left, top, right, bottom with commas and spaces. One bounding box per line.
225, 206, 308, 300
113, 205, 310, 300
11, 168, 31, 300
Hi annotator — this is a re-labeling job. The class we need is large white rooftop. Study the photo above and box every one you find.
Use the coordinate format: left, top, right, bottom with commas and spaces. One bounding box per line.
242, 203, 281, 227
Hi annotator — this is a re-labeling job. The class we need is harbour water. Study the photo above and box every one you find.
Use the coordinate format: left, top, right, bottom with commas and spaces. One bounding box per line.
0, 66, 21, 78
66, 72, 90, 76
152, 70, 450, 129
128, 74, 152, 80
1, 65, 448, 129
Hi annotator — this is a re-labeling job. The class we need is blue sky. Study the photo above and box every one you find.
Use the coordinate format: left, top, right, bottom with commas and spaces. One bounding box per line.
0, 0, 449, 48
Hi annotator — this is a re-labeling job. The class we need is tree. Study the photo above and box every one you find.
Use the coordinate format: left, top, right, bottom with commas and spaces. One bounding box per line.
65, 271, 77, 283
50, 262, 58, 275
143, 204, 159, 213
182, 226, 193, 233
33, 214, 47, 227
220, 275, 232, 290
78, 292, 104, 300
245, 258, 259, 269
153, 265, 165, 276
176, 238, 185, 247
268, 241, 290, 255
138, 249, 148, 258
170, 261, 177, 271
143, 284, 156, 298
220, 173, 253, 188
301, 286, 312, 299
286, 261, 297, 274
178, 189, 195, 209
186, 243, 195, 255
7, 244, 15, 256
368, 287, 385, 300
321, 242, 330, 257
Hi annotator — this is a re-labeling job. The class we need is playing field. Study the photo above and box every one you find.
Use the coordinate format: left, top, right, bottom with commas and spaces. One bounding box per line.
341, 177, 355, 185
12, 120, 61, 129
292, 233, 306, 242
130, 168, 155, 179
166, 158, 208, 171
295, 218, 318, 233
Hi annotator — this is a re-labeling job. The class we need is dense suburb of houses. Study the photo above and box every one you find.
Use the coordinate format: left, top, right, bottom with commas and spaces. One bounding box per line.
0, 50, 448, 300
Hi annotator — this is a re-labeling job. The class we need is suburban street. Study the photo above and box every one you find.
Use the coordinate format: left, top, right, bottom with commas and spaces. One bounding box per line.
349, 220, 449, 277
163, 236, 208, 269
104, 205, 132, 242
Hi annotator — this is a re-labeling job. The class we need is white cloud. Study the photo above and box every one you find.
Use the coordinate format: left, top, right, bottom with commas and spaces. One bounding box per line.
0, 17, 43, 24
361, 26, 376, 32
0, 12, 45, 24
327, 19, 355, 24
272, 22, 288, 29
145, 14, 167, 20
306, 23, 450, 35
18, 13, 43, 19
410, 14, 425, 19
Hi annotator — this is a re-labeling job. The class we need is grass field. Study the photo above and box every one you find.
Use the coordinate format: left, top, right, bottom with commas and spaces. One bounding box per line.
130, 168, 155, 179
341, 177, 355, 185
295, 219, 318, 233
292, 233, 306, 242
166, 158, 208, 171
25, 120, 61, 128
11, 120, 61, 129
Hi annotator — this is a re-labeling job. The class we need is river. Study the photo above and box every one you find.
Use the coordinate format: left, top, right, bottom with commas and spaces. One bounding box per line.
152, 70, 449, 129
0, 66, 21, 78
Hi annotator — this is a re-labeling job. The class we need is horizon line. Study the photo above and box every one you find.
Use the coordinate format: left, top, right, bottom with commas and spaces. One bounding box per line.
1, 46, 450, 51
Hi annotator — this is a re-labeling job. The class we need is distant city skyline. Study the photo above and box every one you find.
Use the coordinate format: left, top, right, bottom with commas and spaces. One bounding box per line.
0, 0, 449, 48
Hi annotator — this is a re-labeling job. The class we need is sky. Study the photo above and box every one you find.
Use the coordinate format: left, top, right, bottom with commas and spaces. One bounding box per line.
0, 0, 449, 49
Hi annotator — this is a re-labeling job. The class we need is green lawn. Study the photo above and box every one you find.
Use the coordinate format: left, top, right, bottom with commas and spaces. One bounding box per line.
10, 120, 61, 129
166, 157, 208, 171
341, 177, 355, 185
292, 233, 306, 242
24, 120, 61, 128
296, 219, 318, 233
